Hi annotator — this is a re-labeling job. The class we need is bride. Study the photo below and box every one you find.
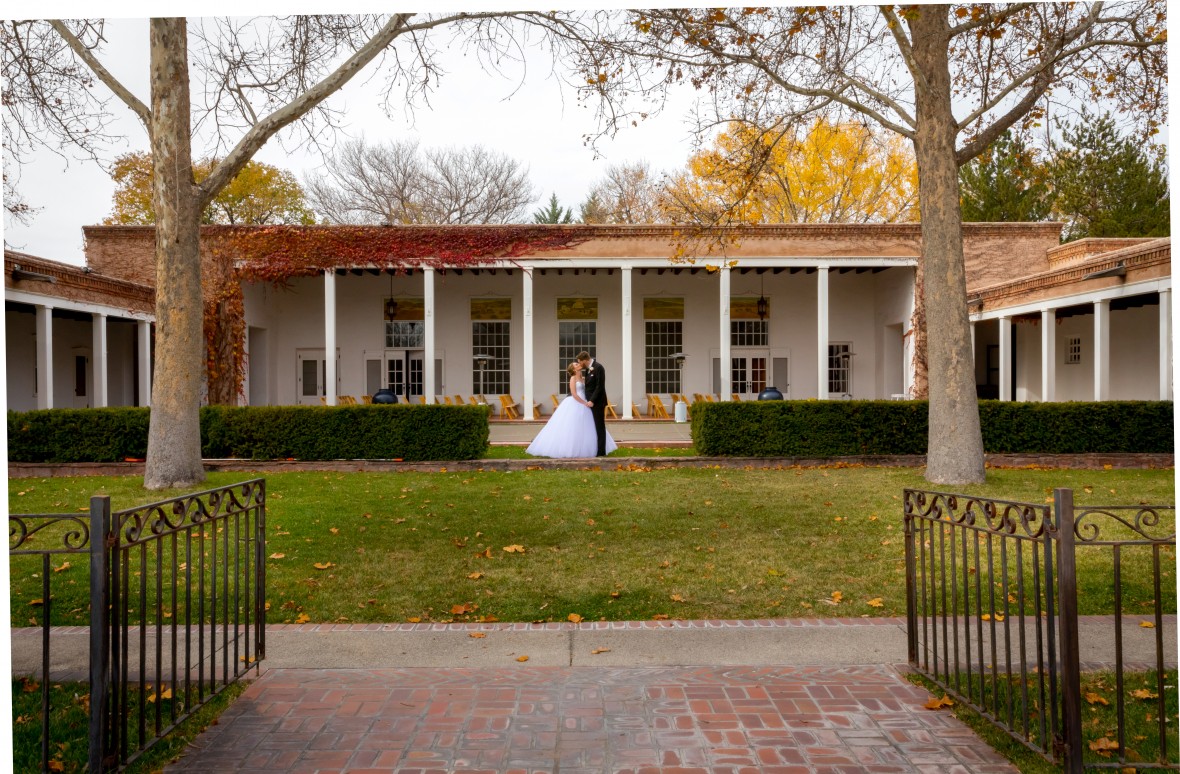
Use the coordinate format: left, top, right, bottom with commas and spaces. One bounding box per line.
526, 362, 618, 458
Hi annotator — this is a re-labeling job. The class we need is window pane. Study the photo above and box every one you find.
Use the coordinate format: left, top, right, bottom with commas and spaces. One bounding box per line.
828, 343, 851, 394
645, 321, 682, 393
730, 320, 768, 347
472, 321, 511, 394
558, 321, 596, 394
385, 321, 424, 348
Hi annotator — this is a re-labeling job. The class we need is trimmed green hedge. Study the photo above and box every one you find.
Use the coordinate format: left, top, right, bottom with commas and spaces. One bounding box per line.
8, 404, 490, 463
690, 400, 1174, 456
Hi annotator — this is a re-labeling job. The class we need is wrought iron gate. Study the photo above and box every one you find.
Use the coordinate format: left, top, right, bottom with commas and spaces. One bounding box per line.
904, 487, 1175, 772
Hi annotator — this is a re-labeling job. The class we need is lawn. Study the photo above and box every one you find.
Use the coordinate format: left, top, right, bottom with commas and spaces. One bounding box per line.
9, 465, 1174, 627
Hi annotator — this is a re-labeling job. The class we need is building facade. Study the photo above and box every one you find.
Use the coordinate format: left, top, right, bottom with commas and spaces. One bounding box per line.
5, 223, 1171, 415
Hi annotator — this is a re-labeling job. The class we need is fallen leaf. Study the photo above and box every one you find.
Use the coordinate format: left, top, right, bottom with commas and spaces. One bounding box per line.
516, 655, 529, 662
29, 599, 44, 607
591, 647, 611, 654
48, 761, 64, 772
831, 591, 843, 604
866, 598, 884, 608
1089, 737, 1118, 753
329, 527, 339, 535
294, 613, 311, 624
407, 617, 421, 623
1085, 692, 1110, 706
451, 603, 475, 615
924, 695, 954, 710
313, 562, 335, 570
1139, 621, 1155, 628
502, 544, 526, 553
1131, 689, 1159, 700
568, 613, 583, 623
670, 594, 686, 603
52, 561, 70, 573
468, 572, 484, 579
469, 632, 486, 639
269, 553, 286, 560
475, 548, 492, 559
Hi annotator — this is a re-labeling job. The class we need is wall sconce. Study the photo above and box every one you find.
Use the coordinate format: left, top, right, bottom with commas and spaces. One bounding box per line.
757, 272, 768, 320
383, 270, 397, 320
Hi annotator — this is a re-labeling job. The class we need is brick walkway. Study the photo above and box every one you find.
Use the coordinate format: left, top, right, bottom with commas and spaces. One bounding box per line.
166, 664, 1017, 774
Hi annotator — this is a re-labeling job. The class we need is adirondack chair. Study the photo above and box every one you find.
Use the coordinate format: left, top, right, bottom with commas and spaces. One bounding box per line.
498, 395, 520, 419
648, 394, 670, 419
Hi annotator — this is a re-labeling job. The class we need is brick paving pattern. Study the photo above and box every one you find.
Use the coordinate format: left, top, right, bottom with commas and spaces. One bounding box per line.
167, 665, 1016, 773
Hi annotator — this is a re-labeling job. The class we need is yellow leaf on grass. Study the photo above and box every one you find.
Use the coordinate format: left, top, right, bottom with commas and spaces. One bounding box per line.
329, 527, 339, 535
503, 544, 526, 553
269, 553, 285, 559
1086, 692, 1110, 706
407, 617, 422, 623
1089, 736, 1119, 753
475, 548, 492, 559
48, 760, 64, 772
516, 655, 529, 662
294, 613, 311, 624
52, 561, 71, 573
831, 591, 843, 604
1131, 689, 1159, 700
924, 695, 954, 710
29, 599, 44, 607
451, 603, 475, 615
670, 594, 686, 603
568, 613, 584, 623
468, 572, 484, 579
469, 632, 486, 639
313, 562, 335, 570
866, 598, 884, 608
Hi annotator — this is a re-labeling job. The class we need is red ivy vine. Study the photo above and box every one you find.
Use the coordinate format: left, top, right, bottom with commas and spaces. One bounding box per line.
203, 225, 590, 403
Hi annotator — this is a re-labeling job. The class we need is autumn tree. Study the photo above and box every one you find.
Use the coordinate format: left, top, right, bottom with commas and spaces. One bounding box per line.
306, 138, 536, 225
579, 160, 664, 223
104, 151, 315, 225
574, 4, 1166, 484
663, 117, 919, 225
959, 131, 1054, 223
1050, 112, 1170, 241
2, 13, 583, 489
533, 192, 573, 224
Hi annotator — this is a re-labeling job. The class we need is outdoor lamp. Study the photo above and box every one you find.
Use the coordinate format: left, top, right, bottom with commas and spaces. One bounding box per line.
757, 272, 768, 320
473, 354, 491, 394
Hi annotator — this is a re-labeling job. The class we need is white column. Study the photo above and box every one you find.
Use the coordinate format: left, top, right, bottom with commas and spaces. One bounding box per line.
969, 320, 976, 360
137, 320, 152, 407
998, 316, 1012, 401
719, 265, 731, 400
522, 269, 534, 420
1160, 288, 1172, 400
324, 269, 337, 405
817, 266, 829, 399
1041, 308, 1056, 402
424, 267, 436, 402
35, 304, 54, 409
92, 313, 108, 408
621, 266, 633, 419
1094, 299, 1110, 401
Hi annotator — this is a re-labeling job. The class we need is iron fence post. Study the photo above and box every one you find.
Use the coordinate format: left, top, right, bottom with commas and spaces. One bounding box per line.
88, 495, 111, 774
1054, 487, 1083, 774
257, 480, 267, 661
902, 493, 918, 664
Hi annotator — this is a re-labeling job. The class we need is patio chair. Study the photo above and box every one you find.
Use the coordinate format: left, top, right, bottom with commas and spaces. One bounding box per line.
498, 394, 520, 419
605, 400, 618, 419
320, 396, 327, 405
339, 395, 358, 406
453, 394, 465, 406
692, 393, 705, 404
361, 395, 373, 405
434, 395, 447, 405
731, 393, 741, 401
551, 394, 561, 409
649, 394, 670, 419
418, 396, 427, 404
632, 401, 642, 417
443, 396, 454, 405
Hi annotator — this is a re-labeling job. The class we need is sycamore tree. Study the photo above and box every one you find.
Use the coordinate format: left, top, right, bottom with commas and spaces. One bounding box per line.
104, 151, 315, 225
663, 116, 919, 224
2, 14, 578, 489
572, 4, 1166, 484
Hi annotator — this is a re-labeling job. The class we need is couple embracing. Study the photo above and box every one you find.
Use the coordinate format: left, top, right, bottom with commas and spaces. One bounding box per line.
526, 351, 618, 459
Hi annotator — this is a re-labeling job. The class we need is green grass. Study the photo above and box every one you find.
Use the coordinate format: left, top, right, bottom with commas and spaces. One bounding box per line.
908, 668, 1178, 772
11, 676, 248, 774
9, 466, 1174, 627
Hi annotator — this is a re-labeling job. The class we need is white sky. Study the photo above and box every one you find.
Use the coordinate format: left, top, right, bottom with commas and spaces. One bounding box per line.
2, 8, 708, 265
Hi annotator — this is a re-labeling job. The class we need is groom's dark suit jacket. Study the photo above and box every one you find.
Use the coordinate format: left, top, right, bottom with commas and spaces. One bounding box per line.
584, 360, 607, 409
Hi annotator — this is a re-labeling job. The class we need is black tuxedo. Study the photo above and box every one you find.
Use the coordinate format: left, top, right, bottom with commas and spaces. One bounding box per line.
583, 359, 608, 456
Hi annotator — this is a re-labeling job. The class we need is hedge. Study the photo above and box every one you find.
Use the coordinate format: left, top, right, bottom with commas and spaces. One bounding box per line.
690, 400, 1175, 457
8, 404, 490, 463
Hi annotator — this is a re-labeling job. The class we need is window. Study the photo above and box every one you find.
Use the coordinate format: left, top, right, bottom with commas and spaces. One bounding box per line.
828, 343, 851, 395
731, 320, 768, 347
384, 297, 425, 348
644, 298, 684, 393
471, 298, 511, 394
557, 298, 597, 394
1066, 336, 1082, 365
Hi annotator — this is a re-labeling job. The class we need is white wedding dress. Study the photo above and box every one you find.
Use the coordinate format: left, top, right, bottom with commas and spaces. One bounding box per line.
526, 381, 618, 458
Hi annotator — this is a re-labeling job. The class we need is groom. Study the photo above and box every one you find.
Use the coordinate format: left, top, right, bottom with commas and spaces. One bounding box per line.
578, 351, 608, 456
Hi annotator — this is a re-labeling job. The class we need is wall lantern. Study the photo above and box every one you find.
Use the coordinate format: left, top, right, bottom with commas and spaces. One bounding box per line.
757, 272, 768, 320
383, 270, 398, 321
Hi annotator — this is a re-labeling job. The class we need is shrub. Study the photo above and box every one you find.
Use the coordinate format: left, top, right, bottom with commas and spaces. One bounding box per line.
691, 400, 1173, 456
8, 404, 490, 463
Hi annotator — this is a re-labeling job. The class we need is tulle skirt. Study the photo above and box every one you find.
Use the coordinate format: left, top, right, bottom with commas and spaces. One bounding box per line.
525, 396, 618, 458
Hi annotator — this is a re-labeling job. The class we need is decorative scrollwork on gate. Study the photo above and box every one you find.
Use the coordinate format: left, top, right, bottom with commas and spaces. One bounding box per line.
904, 489, 1051, 538
9, 514, 91, 554
1073, 505, 1176, 544
115, 479, 264, 547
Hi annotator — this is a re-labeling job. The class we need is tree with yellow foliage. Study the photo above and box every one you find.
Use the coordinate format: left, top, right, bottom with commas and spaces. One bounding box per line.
104, 151, 315, 226
662, 118, 918, 225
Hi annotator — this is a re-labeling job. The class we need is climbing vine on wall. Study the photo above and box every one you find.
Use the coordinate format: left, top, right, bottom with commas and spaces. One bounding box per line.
203, 225, 589, 403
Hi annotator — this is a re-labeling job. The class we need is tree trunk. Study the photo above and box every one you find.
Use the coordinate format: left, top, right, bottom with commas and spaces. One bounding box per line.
909, 7, 985, 484
144, 18, 206, 490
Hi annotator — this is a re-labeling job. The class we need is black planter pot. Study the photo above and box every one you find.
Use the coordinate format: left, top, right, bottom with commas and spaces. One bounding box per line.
371, 389, 397, 405
757, 387, 784, 401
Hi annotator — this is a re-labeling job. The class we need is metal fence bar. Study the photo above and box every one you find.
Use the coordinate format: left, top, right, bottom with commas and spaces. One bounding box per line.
89, 496, 111, 774
1054, 488, 1084, 774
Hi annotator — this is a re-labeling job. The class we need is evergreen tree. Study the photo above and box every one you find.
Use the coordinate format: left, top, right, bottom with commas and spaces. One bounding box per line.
959, 132, 1053, 223
532, 192, 573, 224
1051, 113, 1169, 241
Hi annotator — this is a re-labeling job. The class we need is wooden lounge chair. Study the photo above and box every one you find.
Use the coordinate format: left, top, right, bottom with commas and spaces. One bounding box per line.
434, 395, 447, 405
339, 395, 358, 406
498, 395, 520, 419
731, 393, 741, 401
551, 394, 561, 409
361, 395, 373, 405
443, 396, 454, 405
649, 394, 670, 419
453, 394, 465, 406
632, 401, 642, 417
605, 400, 618, 419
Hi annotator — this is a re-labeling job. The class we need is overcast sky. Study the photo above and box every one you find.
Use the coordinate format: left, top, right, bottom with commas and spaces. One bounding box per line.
2, 6, 706, 265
